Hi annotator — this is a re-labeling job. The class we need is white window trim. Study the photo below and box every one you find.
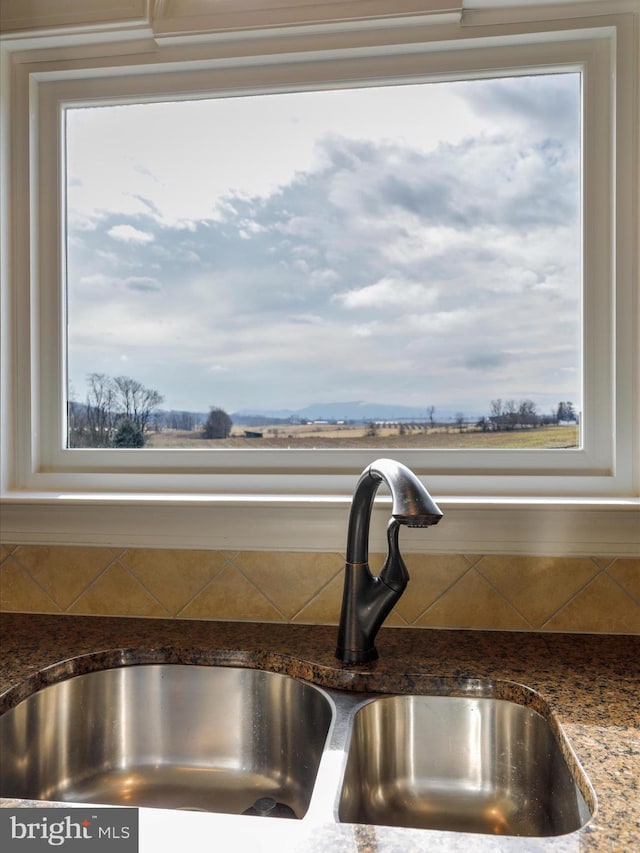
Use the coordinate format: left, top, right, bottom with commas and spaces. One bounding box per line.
1, 2, 638, 555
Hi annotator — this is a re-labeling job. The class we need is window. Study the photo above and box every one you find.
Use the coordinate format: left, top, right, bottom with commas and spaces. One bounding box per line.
1, 1, 638, 553
64, 73, 582, 453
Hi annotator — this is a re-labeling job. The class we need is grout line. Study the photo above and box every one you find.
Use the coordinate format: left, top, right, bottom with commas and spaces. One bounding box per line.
389, 609, 410, 627
474, 563, 535, 628
230, 558, 288, 621
463, 554, 485, 568
0, 545, 17, 563
604, 567, 640, 607
409, 564, 475, 625
62, 552, 123, 612
540, 568, 604, 629
1, 559, 62, 614
119, 561, 173, 617
591, 555, 616, 571
8, 551, 66, 613
289, 563, 344, 624
171, 559, 229, 618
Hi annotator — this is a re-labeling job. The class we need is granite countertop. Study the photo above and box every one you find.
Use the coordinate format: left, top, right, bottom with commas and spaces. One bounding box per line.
0, 613, 638, 852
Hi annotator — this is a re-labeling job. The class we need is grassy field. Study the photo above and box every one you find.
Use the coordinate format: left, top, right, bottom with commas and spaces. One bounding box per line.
148, 423, 579, 450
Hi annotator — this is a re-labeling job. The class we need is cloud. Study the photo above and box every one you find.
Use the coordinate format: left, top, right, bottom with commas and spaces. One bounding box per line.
77, 272, 161, 293
463, 351, 511, 371
107, 224, 155, 244
459, 72, 581, 144
123, 277, 162, 292
335, 277, 438, 311
67, 75, 581, 414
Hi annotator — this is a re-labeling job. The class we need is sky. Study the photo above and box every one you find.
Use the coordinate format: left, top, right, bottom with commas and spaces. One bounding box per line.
65, 72, 581, 418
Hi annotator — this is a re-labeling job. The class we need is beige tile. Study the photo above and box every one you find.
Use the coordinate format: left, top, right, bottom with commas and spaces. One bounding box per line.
291, 573, 344, 625
233, 551, 343, 619
13, 545, 114, 609
543, 573, 640, 633
0, 545, 13, 562
476, 555, 598, 628
415, 569, 530, 630
68, 562, 168, 617
393, 554, 471, 624
607, 558, 640, 603
179, 565, 283, 622
384, 608, 410, 627
108, 548, 126, 559
592, 556, 615, 570
122, 548, 230, 615
0, 557, 61, 613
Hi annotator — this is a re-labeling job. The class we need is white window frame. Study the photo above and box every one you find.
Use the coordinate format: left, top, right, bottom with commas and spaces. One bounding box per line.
1, 1, 638, 555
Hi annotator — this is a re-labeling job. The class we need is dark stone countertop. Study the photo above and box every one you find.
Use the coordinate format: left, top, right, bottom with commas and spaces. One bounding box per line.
0, 613, 638, 852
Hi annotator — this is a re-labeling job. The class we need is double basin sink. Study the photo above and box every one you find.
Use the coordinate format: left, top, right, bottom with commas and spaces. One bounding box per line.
0, 663, 593, 837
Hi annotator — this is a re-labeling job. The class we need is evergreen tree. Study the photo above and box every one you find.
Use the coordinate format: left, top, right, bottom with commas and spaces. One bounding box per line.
112, 418, 145, 447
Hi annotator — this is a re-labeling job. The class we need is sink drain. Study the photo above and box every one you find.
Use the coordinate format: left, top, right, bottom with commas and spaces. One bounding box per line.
242, 797, 298, 819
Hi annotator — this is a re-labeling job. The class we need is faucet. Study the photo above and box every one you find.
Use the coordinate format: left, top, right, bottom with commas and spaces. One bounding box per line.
335, 458, 443, 664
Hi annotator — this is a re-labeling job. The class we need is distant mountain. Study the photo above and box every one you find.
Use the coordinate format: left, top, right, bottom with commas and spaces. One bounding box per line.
297, 401, 432, 421
232, 401, 477, 423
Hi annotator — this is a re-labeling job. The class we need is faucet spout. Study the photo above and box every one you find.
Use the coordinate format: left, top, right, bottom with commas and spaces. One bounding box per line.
336, 459, 443, 665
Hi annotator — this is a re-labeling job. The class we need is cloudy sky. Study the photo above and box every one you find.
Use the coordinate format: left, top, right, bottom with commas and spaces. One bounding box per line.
65, 72, 581, 418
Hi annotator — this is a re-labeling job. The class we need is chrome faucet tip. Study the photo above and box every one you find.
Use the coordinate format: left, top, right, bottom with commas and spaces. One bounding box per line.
394, 513, 443, 528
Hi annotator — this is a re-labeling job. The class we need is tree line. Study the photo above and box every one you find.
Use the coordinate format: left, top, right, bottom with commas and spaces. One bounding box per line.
68, 372, 578, 447
68, 373, 232, 447
475, 399, 577, 433
68, 373, 165, 447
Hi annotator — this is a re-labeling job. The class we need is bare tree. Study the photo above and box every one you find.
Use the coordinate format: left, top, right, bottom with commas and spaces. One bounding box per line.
503, 399, 518, 431
162, 410, 197, 431
113, 375, 164, 436
85, 373, 117, 447
487, 397, 541, 432
68, 373, 164, 447
490, 398, 503, 431
426, 405, 436, 430
518, 399, 538, 427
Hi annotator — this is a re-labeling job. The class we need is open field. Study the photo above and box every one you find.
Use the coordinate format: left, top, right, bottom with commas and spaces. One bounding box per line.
147, 423, 579, 450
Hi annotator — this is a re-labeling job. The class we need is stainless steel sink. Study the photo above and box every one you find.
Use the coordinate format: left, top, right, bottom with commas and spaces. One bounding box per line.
0, 664, 333, 817
0, 664, 594, 837
338, 694, 592, 836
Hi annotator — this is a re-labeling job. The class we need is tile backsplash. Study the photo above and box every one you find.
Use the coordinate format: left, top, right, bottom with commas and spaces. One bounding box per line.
1, 544, 638, 633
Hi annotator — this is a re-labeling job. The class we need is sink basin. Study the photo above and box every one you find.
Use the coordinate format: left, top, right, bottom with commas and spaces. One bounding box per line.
338, 694, 592, 836
0, 663, 594, 837
0, 664, 332, 817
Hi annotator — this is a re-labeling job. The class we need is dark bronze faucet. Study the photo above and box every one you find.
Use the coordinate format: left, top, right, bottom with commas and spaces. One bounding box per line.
335, 458, 443, 664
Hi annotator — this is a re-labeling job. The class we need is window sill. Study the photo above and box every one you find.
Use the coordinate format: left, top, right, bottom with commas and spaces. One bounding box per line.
1, 493, 638, 556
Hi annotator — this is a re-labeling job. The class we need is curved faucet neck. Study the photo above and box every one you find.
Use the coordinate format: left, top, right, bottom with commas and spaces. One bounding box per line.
336, 459, 443, 665
345, 466, 384, 566
345, 459, 443, 565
